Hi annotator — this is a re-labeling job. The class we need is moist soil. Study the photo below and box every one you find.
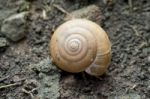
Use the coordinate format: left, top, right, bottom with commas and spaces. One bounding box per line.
0, 0, 150, 99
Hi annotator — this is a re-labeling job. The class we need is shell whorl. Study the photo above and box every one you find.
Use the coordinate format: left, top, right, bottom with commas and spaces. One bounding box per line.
50, 19, 111, 75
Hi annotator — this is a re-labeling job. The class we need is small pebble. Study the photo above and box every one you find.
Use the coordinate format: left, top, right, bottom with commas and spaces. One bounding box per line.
65, 5, 105, 25
0, 37, 9, 52
1, 12, 28, 42
0, 37, 8, 47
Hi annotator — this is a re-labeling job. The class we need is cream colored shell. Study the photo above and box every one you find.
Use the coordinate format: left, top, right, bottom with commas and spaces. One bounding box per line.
50, 19, 111, 76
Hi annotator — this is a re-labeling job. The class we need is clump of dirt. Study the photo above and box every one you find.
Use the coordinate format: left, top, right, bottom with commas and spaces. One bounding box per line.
0, 0, 150, 99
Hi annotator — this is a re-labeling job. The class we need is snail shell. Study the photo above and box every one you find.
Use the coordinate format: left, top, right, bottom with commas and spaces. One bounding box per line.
50, 19, 111, 76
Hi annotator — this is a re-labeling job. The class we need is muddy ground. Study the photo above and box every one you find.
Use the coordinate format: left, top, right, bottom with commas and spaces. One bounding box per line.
0, 0, 150, 99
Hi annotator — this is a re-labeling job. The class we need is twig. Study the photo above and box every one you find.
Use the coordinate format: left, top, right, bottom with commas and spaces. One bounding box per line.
139, 42, 147, 49
0, 82, 21, 89
53, 4, 69, 15
22, 88, 34, 98
130, 84, 137, 90
53, 4, 73, 19
128, 0, 133, 11
130, 25, 139, 36
125, 84, 137, 93
0, 78, 25, 90
22, 87, 38, 98
42, 10, 48, 20
0, 76, 10, 82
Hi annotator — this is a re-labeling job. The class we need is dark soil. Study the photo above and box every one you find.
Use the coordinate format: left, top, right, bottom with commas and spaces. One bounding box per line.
0, 0, 150, 99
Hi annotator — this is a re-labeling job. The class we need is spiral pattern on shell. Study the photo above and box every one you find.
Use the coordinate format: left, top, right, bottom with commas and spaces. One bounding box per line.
50, 19, 111, 76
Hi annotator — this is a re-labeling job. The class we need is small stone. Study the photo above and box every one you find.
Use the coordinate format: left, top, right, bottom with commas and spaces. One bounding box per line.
0, 37, 8, 47
1, 12, 28, 42
0, 37, 9, 52
0, 0, 29, 26
12, 75, 21, 82
65, 5, 105, 25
